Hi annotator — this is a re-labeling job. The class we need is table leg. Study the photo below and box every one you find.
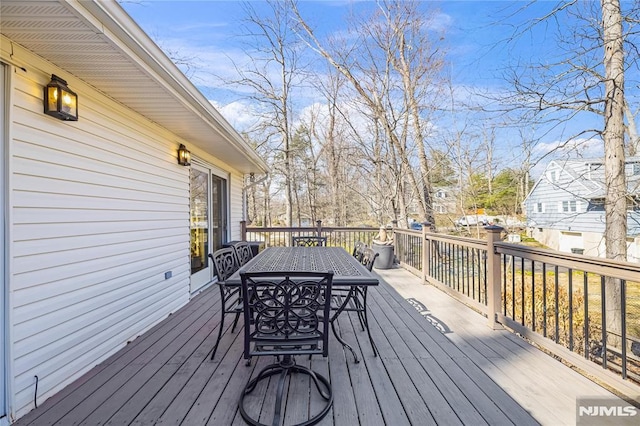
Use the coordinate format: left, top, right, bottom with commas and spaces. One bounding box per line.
330, 286, 360, 364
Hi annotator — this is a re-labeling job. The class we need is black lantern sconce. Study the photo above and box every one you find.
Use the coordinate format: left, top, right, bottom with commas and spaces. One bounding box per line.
43, 74, 78, 121
177, 144, 191, 166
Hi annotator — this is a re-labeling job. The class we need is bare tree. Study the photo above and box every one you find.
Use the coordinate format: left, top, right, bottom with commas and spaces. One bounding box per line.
291, 0, 447, 226
227, 0, 309, 227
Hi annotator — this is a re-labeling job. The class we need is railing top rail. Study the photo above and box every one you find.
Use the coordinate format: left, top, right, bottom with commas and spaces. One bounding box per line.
424, 231, 488, 250
393, 228, 422, 235
495, 241, 640, 281
246, 226, 379, 232
246, 226, 317, 232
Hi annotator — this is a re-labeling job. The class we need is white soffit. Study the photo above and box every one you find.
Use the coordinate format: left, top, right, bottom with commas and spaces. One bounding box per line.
0, 0, 268, 174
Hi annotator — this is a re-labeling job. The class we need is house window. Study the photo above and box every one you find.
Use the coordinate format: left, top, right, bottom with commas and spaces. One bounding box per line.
588, 199, 605, 211
435, 190, 446, 199
536, 202, 544, 213
562, 200, 577, 213
633, 163, 640, 176
549, 170, 557, 182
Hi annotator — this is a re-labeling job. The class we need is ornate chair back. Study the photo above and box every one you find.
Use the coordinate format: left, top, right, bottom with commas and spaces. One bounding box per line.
360, 248, 379, 272
352, 241, 366, 261
292, 236, 327, 247
240, 271, 333, 359
210, 247, 239, 281
232, 241, 254, 266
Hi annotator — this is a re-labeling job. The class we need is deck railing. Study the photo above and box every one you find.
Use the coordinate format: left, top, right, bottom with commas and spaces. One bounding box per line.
242, 220, 379, 254
241, 221, 640, 391
493, 241, 640, 385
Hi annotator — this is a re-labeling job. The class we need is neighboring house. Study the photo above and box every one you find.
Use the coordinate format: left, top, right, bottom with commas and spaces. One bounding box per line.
432, 187, 457, 215
523, 158, 640, 262
0, 1, 268, 423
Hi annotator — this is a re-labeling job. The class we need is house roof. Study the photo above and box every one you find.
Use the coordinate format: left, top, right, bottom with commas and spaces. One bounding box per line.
0, 0, 269, 174
525, 156, 640, 203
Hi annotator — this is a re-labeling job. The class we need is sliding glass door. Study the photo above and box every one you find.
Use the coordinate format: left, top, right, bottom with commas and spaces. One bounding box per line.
210, 175, 227, 255
189, 163, 228, 293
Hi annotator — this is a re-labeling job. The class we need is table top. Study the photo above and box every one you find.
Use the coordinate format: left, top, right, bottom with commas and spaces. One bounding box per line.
226, 246, 379, 286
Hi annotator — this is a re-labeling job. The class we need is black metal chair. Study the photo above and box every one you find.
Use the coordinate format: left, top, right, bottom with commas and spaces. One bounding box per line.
238, 270, 334, 426
330, 247, 379, 358
231, 240, 254, 266
207, 247, 242, 361
352, 241, 366, 261
292, 236, 327, 247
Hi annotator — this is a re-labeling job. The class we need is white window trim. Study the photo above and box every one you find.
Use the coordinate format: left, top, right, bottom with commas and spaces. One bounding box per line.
561, 200, 577, 213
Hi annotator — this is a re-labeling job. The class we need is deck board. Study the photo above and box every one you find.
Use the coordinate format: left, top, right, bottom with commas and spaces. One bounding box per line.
13, 266, 633, 426
376, 267, 628, 426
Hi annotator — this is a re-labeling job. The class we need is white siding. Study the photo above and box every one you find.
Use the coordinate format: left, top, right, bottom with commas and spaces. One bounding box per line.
9, 71, 192, 416
229, 173, 244, 240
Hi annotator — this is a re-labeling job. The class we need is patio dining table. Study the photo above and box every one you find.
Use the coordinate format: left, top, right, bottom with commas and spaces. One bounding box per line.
225, 246, 379, 362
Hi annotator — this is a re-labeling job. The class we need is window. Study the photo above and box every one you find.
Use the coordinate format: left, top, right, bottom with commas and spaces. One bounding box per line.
588, 199, 605, 211
536, 202, 544, 213
633, 163, 640, 176
562, 200, 577, 213
549, 170, 557, 182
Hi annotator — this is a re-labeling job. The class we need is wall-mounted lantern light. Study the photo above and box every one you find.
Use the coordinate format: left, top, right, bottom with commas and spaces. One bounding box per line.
177, 144, 191, 166
44, 74, 78, 121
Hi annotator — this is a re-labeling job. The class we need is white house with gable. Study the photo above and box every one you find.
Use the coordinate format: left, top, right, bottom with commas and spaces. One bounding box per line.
523, 157, 640, 262
0, 1, 268, 423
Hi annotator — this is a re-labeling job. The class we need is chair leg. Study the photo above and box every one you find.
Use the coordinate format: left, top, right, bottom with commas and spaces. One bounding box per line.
210, 311, 225, 361
211, 286, 228, 361
239, 356, 332, 426
231, 311, 241, 332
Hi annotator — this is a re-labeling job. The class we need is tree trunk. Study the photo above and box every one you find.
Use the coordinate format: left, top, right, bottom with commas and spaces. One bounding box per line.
601, 0, 626, 347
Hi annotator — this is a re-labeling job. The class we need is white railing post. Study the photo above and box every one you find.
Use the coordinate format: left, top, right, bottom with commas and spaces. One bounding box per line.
486, 225, 504, 329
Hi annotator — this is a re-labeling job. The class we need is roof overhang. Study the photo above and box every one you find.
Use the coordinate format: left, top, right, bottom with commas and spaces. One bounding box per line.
0, 0, 268, 174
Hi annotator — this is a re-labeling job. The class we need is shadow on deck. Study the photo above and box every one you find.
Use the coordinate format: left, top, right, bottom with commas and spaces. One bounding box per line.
14, 268, 623, 425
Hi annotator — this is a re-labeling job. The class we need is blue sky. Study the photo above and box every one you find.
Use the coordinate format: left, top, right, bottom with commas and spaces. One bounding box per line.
121, 1, 623, 170
122, 1, 537, 87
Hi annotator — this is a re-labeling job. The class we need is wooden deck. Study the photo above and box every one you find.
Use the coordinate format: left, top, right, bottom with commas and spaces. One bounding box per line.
14, 267, 623, 426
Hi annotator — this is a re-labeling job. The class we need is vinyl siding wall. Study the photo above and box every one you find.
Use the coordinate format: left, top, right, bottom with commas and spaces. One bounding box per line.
526, 162, 606, 234
229, 172, 244, 240
526, 160, 640, 261
5, 54, 245, 418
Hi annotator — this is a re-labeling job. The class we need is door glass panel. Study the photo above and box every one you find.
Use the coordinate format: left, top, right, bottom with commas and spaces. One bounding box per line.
211, 175, 227, 252
190, 168, 209, 274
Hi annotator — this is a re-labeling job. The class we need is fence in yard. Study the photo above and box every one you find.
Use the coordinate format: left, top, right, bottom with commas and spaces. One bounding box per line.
241, 221, 640, 391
